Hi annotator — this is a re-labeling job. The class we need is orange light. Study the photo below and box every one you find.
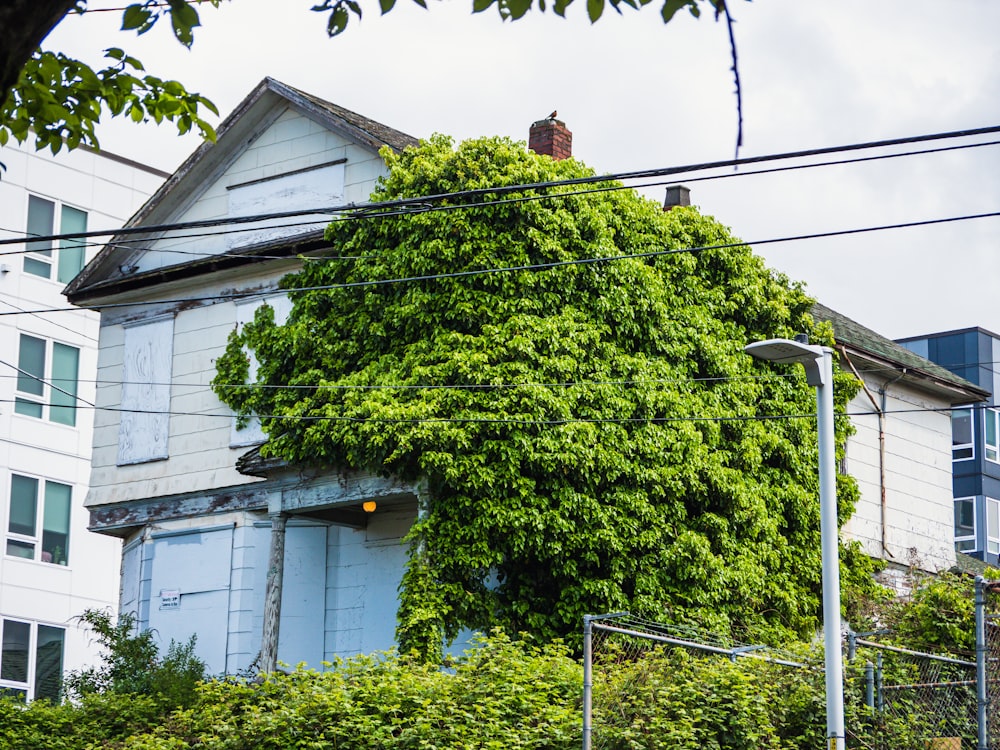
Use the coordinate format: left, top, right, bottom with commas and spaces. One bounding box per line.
362, 501, 377, 513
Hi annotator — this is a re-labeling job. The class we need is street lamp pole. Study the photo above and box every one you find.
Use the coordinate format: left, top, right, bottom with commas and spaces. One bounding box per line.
744, 338, 844, 750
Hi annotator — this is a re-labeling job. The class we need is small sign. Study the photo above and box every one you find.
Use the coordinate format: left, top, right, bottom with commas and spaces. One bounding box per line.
160, 589, 180, 610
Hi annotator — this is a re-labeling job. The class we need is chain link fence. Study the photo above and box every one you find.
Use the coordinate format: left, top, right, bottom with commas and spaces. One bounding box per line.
582, 613, 814, 750
583, 580, 1000, 750
847, 634, 977, 749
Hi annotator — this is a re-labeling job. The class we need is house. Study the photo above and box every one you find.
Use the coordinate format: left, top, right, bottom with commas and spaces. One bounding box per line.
64, 78, 422, 675
896, 327, 1000, 565
0, 137, 166, 699
64, 77, 984, 675
811, 305, 989, 590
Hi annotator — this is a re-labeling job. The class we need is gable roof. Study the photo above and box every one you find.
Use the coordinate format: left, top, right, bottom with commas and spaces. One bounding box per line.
65, 77, 418, 305
812, 302, 988, 404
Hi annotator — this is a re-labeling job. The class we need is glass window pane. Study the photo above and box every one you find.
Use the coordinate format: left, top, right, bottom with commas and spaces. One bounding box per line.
957, 538, 977, 552
1, 620, 30, 682
990, 500, 999, 537
8, 475, 38, 537
57, 206, 87, 284
955, 499, 975, 538
988, 412, 998, 446
42, 482, 71, 565
23, 256, 51, 278
34, 626, 64, 702
6, 540, 35, 559
14, 398, 43, 419
25, 196, 54, 257
16, 335, 45, 397
50, 343, 79, 426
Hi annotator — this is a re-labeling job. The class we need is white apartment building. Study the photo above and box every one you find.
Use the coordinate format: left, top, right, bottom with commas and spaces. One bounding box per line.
0, 138, 166, 700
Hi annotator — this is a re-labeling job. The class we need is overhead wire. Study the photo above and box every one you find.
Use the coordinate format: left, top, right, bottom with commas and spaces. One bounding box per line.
4, 136, 1000, 262
3, 208, 1000, 317
2, 123, 999, 250
0, 396, 972, 424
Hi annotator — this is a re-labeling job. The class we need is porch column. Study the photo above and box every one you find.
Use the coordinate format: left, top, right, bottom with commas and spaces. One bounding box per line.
259, 511, 287, 673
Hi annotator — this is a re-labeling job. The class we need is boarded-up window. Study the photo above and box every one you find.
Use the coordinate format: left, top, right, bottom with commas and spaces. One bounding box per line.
230, 295, 292, 447
225, 161, 345, 250
118, 317, 173, 465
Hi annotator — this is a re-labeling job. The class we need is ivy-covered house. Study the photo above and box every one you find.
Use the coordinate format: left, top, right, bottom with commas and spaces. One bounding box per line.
64, 78, 985, 674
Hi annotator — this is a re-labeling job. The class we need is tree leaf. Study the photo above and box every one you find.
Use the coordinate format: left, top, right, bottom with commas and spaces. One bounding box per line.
587, 0, 604, 22
379, 0, 398, 14
660, 0, 692, 23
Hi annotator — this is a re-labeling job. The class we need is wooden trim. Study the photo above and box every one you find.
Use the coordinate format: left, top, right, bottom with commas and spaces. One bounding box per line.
226, 159, 347, 191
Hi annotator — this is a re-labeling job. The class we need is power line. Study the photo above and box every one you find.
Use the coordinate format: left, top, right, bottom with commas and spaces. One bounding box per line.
5, 137, 999, 260
2, 123, 999, 250
4, 208, 1000, 317
0, 397, 967, 424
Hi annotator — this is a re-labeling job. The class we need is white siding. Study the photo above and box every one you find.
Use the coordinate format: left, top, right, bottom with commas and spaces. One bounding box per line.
842, 376, 957, 572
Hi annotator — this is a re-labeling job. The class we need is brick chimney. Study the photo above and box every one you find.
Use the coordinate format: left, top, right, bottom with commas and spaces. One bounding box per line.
663, 185, 691, 211
529, 115, 572, 160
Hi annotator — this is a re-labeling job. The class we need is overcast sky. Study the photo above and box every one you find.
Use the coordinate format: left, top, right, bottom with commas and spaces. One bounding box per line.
46, 0, 1000, 340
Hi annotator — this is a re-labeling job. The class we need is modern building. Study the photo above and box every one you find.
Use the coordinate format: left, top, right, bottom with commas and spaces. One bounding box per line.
897, 327, 1000, 566
0, 137, 166, 699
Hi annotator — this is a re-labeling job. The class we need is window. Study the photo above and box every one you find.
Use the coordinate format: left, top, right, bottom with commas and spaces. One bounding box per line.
952, 408, 974, 460
23, 195, 88, 283
987, 409, 1000, 463
6, 475, 71, 565
0, 619, 64, 702
119, 317, 173, 465
989, 498, 1000, 557
230, 296, 292, 447
14, 334, 80, 426
954, 497, 977, 553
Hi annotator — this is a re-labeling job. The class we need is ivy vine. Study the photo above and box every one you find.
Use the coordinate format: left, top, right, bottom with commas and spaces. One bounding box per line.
214, 134, 874, 657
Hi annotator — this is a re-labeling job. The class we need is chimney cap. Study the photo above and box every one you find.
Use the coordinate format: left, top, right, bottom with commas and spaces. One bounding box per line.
663, 185, 691, 211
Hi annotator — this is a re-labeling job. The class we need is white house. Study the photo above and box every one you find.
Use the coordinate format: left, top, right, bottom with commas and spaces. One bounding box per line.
0, 138, 166, 699
63, 78, 986, 676
812, 303, 988, 589
64, 78, 421, 675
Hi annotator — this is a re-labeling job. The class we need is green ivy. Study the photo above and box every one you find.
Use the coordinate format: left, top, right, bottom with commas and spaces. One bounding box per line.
213, 134, 867, 656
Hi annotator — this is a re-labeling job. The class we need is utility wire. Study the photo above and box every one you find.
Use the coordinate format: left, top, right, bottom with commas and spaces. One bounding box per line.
3, 123, 999, 250
3, 137, 998, 261
0, 359, 969, 392
4, 209, 1000, 317
0, 396, 972, 425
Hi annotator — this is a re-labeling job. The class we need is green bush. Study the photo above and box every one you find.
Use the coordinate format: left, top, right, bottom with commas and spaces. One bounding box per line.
63, 609, 205, 710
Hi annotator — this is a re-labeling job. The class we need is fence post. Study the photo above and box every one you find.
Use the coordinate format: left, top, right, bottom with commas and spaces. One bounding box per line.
876, 652, 884, 713
976, 576, 988, 750
583, 615, 593, 750
865, 661, 875, 710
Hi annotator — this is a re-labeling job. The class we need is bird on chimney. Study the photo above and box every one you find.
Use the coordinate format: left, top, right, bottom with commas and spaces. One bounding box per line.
547, 110, 557, 119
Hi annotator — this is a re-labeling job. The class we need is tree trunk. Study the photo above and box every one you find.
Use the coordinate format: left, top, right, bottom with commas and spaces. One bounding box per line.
0, 1, 76, 105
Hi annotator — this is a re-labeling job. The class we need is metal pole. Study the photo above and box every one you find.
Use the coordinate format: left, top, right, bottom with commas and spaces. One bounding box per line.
976, 576, 988, 750
817, 349, 846, 750
876, 653, 883, 713
866, 661, 875, 711
583, 616, 593, 750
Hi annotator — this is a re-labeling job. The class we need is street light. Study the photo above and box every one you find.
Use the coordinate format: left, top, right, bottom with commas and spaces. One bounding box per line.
745, 337, 844, 750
